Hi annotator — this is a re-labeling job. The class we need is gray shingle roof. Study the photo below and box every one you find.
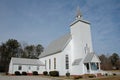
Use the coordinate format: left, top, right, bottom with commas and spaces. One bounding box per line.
39, 33, 71, 58
72, 58, 82, 66
11, 57, 44, 66
83, 53, 100, 63
83, 53, 94, 63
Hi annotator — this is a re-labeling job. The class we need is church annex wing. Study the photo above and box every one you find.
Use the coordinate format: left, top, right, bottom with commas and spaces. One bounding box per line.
11, 57, 44, 66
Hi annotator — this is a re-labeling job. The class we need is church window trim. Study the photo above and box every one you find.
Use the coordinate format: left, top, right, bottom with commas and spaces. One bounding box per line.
54, 58, 56, 69
45, 60, 47, 69
65, 55, 69, 69
29, 66, 31, 70
37, 66, 39, 70
18, 65, 22, 70
49, 59, 51, 70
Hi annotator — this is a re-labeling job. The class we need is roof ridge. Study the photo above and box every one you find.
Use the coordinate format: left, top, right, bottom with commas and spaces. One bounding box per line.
12, 57, 39, 60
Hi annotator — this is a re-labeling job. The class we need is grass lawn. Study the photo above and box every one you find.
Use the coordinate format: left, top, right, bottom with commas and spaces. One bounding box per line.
90, 75, 120, 80
60, 75, 120, 80
1, 71, 120, 80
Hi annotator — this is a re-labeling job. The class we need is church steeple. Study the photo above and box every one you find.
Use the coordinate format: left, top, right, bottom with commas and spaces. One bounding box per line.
70, 6, 90, 26
76, 6, 82, 19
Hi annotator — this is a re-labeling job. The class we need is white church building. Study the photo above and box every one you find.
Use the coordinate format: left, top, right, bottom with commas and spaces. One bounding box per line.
9, 8, 101, 76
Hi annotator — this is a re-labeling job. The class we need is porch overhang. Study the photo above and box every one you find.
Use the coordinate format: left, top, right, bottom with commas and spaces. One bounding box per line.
83, 53, 101, 63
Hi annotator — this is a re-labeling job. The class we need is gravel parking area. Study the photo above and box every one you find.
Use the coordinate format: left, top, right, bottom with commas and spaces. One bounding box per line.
0, 76, 62, 80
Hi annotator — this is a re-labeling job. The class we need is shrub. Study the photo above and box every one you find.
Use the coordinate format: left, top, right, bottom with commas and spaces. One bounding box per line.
83, 74, 96, 78
15, 71, 21, 75
43, 71, 48, 76
88, 74, 96, 78
113, 73, 116, 76
49, 71, 59, 77
105, 73, 108, 76
33, 71, 38, 75
66, 72, 70, 77
73, 75, 82, 79
22, 72, 27, 75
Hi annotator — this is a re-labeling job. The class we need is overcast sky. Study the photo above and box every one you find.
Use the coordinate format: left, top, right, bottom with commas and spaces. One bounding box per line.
0, 0, 120, 55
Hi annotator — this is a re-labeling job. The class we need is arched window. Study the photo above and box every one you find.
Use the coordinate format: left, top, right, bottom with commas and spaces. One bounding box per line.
84, 44, 90, 54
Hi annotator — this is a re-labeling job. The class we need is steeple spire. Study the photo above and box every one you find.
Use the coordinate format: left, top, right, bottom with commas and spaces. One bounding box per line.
70, 6, 90, 26
76, 6, 82, 19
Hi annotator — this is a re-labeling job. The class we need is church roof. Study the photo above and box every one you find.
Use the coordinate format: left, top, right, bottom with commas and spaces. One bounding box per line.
72, 58, 82, 66
70, 18, 90, 26
39, 33, 71, 58
11, 57, 44, 66
83, 53, 94, 63
83, 53, 100, 63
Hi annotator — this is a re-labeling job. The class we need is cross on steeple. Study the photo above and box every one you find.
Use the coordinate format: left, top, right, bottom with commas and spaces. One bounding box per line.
76, 6, 82, 19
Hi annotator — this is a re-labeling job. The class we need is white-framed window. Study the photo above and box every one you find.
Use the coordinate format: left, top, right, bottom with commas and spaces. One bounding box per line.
65, 55, 69, 69
37, 66, 39, 70
18, 65, 22, 70
29, 66, 31, 70
54, 58, 56, 69
45, 60, 47, 69
49, 59, 51, 70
